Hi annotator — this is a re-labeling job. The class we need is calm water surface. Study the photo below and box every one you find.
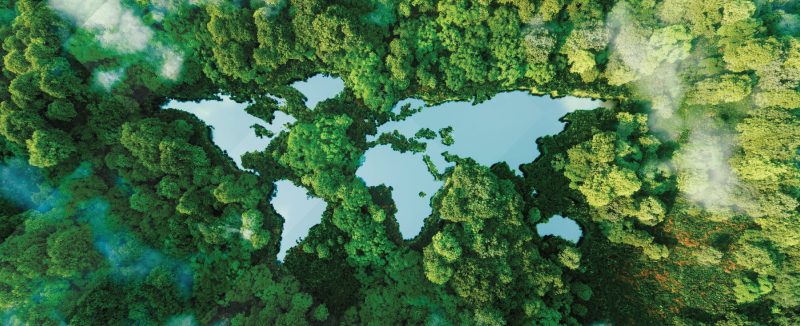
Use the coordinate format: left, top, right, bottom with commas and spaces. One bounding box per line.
171, 75, 592, 256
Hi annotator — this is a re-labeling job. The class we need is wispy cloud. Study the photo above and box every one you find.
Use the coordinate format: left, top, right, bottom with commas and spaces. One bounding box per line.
48, 0, 185, 86
605, 3, 743, 211
673, 126, 741, 211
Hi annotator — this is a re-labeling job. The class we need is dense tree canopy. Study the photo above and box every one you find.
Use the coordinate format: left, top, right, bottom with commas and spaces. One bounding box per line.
0, 0, 798, 324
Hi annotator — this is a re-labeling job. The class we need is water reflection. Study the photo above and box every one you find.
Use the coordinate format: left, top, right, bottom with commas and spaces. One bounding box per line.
272, 180, 327, 260
358, 92, 602, 239
292, 74, 345, 108
536, 215, 582, 243
166, 95, 295, 168
170, 86, 597, 251
356, 145, 443, 238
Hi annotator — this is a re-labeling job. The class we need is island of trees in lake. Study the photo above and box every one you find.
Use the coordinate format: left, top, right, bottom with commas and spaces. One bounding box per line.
0, 0, 799, 324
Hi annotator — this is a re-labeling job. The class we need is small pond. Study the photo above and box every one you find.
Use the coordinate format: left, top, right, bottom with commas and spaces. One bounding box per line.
536, 215, 582, 243
291, 74, 345, 108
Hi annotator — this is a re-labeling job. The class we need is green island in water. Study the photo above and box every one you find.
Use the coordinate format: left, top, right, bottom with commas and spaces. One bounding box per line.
0, 0, 799, 325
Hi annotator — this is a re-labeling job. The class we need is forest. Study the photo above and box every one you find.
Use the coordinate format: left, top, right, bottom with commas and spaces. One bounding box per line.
0, 0, 798, 324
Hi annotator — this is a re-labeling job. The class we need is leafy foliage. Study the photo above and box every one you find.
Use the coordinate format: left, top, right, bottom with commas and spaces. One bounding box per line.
0, 0, 797, 324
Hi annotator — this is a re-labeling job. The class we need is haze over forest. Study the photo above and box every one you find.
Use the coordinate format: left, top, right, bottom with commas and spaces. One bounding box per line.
0, 0, 798, 325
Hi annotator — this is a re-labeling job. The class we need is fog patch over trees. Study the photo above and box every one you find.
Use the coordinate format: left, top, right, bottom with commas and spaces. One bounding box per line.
48, 0, 185, 82
1, 0, 799, 324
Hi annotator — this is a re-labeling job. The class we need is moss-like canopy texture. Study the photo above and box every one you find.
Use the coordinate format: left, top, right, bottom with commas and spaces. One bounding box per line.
0, 0, 799, 324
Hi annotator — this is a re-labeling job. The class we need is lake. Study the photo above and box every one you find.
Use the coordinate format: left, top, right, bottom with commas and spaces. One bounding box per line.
358, 91, 602, 239
536, 215, 582, 243
168, 75, 593, 258
165, 95, 295, 169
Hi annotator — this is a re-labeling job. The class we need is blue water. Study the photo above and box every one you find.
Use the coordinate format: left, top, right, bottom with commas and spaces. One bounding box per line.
169, 78, 594, 254
358, 92, 603, 238
165, 95, 295, 168
292, 74, 345, 108
356, 146, 443, 237
272, 180, 327, 260
536, 215, 582, 243
167, 96, 321, 260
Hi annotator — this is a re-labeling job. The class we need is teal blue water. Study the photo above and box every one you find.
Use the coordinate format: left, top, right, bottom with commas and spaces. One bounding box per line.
292, 74, 346, 108
167, 76, 345, 260
536, 215, 582, 243
165, 95, 295, 169
272, 180, 327, 260
358, 92, 602, 239
169, 75, 591, 257
356, 145, 443, 238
